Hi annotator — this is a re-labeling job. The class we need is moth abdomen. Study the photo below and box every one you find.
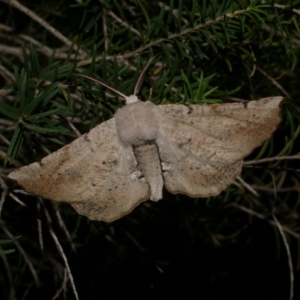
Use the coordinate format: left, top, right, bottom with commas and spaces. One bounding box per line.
133, 142, 163, 202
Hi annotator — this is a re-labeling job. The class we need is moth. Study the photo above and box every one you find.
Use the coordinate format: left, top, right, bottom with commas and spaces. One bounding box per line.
8, 59, 283, 222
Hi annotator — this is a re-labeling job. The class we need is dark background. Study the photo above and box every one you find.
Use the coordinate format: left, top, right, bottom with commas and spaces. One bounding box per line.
0, 1, 300, 299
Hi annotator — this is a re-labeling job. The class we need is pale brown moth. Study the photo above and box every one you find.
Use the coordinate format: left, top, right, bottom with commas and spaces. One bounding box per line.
8, 58, 283, 222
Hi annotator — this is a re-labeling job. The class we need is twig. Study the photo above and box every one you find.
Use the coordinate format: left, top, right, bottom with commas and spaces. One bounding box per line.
0, 177, 8, 218
232, 203, 300, 240
9, 192, 27, 206
274, 3, 300, 16
66, 119, 82, 138
158, 2, 189, 24
0, 44, 23, 62
266, 170, 277, 199
272, 213, 294, 300
36, 202, 44, 252
0, 63, 15, 83
243, 155, 300, 165
54, 206, 77, 252
52, 268, 68, 300
19, 34, 85, 60
49, 229, 79, 300
256, 66, 291, 99
248, 186, 299, 193
102, 10, 109, 52
0, 245, 14, 290
105, 9, 141, 37
0, 0, 86, 55
1, 225, 40, 287
125, 231, 145, 252
236, 176, 260, 197
0, 24, 85, 60
37, 218, 44, 251
77, 6, 254, 67
41, 202, 79, 300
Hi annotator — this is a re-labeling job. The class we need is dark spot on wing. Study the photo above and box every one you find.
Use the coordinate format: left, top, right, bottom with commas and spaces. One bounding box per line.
83, 134, 91, 142
177, 137, 192, 149
184, 104, 194, 114
62, 144, 71, 154
136, 172, 144, 180
243, 102, 248, 108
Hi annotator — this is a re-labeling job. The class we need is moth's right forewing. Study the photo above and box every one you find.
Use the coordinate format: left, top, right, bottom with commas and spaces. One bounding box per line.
9, 118, 150, 222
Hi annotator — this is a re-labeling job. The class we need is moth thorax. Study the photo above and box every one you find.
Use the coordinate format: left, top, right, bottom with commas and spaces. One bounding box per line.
115, 100, 159, 146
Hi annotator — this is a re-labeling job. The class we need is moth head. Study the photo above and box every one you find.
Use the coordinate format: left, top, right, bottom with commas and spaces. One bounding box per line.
125, 95, 139, 105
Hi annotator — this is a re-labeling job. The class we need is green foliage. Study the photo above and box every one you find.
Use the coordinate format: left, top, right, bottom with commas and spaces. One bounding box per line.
0, 236, 20, 256
1, 60, 72, 164
0, 0, 299, 299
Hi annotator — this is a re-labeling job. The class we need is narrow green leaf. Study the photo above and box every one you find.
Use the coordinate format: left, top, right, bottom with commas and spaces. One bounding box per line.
25, 108, 62, 121
22, 83, 59, 115
6, 126, 23, 163
16, 69, 28, 110
167, 0, 174, 25
0, 236, 20, 245
137, 0, 150, 27
0, 102, 20, 119
21, 43, 30, 73
181, 71, 192, 99
0, 249, 15, 256
47, 137, 66, 146
29, 44, 41, 77
22, 121, 68, 134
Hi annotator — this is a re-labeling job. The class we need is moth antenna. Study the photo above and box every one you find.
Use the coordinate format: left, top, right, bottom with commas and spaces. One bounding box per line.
78, 74, 127, 101
133, 54, 159, 96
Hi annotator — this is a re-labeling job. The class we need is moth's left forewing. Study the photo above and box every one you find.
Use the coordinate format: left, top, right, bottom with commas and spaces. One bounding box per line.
154, 96, 283, 198
155, 97, 283, 165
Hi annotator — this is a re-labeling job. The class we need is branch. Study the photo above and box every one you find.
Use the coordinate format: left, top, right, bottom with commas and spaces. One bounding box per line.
232, 203, 300, 240
272, 213, 294, 300
0, 0, 86, 56
77, 6, 253, 67
274, 3, 300, 16
243, 155, 300, 165
1, 225, 40, 287
256, 66, 291, 99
